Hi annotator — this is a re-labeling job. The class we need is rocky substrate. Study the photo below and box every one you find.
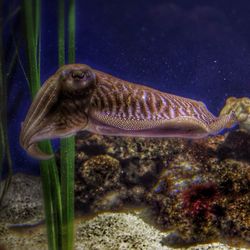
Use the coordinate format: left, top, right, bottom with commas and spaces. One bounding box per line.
74, 130, 250, 248
0, 130, 249, 249
0, 174, 246, 250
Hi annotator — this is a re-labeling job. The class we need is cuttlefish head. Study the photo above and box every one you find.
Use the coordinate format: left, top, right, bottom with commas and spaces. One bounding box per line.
20, 64, 97, 160
60, 64, 96, 96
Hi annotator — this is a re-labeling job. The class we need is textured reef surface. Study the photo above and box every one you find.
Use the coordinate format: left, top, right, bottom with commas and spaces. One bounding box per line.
220, 97, 250, 132
0, 130, 249, 249
74, 130, 250, 248
0, 174, 246, 250
1, 174, 245, 250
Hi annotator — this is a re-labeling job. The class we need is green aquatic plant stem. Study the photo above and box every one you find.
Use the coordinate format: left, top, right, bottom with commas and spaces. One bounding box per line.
39, 142, 63, 250
0, 2, 13, 206
0, 6, 6, 190
23, 1, 62, 249
60, 138, 75, 250
68, 0, 76, 63
23, 1, 40, 97
58, 0, 65, 66
59, 0, 76, 249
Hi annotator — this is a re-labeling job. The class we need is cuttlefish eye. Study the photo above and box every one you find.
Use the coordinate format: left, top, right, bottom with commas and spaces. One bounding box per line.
71, 70, 92, 81
60, 67, 96, 93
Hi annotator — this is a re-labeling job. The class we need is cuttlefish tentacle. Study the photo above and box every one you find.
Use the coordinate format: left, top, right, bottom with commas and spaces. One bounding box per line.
20, 64, 237, 160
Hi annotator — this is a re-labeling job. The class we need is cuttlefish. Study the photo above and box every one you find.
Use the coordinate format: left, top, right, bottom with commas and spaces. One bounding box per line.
20, 64, 237, 160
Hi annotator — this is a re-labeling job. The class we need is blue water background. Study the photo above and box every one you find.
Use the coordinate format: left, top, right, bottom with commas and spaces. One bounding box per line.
4, 0, 250, 174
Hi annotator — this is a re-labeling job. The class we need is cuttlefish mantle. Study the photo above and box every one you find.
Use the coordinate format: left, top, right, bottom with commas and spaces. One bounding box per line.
20, 64, 237, 160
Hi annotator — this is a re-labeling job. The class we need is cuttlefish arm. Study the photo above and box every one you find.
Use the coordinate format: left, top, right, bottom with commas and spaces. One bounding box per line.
20, 72, 60, 159
20, 64, 237, 160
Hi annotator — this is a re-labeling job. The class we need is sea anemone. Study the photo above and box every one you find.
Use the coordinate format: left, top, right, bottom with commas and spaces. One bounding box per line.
182, 182, 220, 219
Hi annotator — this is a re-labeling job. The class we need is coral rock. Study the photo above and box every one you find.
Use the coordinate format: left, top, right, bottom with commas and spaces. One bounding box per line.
79, 154, 121, 187
74, 132, 250, 248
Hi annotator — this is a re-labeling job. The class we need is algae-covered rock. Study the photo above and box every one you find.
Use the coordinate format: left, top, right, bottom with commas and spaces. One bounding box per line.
217, 130, 250, 161
79, 154, 121, 186
75, 134, 184, 212
75, 154, 123, 210
74, 132, 250, 248
0, 174, 46, 250
220, 97, 250, 132
0, 173, 43, 225
147, 146, 250, 248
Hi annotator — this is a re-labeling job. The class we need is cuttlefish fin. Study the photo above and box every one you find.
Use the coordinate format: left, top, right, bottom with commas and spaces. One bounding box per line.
90, 110, 211, 138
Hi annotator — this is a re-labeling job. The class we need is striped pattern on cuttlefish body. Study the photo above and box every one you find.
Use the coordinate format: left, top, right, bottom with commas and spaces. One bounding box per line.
20, 64, 236, 159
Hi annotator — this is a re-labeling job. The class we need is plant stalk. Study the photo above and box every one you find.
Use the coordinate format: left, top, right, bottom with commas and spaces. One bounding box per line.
23, 1, 62, 249
59, 0, 76, 249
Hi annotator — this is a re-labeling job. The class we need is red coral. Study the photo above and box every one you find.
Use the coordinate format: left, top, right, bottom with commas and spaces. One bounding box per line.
182, 183, 219, 219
